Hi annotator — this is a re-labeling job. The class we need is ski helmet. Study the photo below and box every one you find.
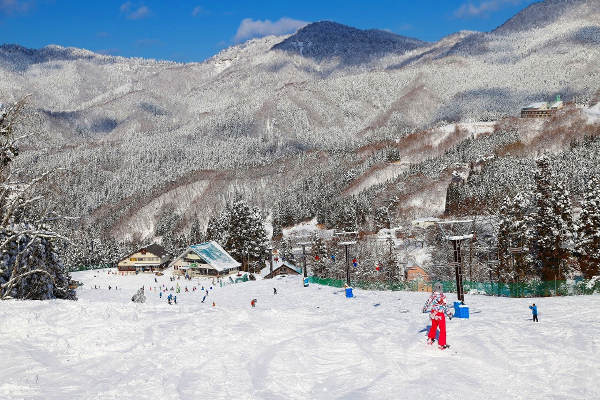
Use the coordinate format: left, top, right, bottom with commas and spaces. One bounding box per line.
433, 282, 443, 292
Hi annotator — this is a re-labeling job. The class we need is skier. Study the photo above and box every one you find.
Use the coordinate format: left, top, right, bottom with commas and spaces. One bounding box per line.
273, 288, 277, 295
422, 282, 453, 350
529, 303, 538, 322
202, 295, 206, 303
251, 299, 257, 307
174, 296, 177, 304
160, 292, 162, 299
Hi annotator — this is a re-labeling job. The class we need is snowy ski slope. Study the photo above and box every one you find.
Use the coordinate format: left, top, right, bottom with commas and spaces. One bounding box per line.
1, 268, 599, 399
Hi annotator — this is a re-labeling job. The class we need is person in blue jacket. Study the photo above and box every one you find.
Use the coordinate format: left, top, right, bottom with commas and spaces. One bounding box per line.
529, 303, 538, 322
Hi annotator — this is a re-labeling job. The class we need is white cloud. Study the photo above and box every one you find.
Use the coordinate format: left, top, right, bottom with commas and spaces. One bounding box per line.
453, 0, 523, 19
191, 6, 206, 17
120, 2, 151, 20
0, 0, 34, 15
234, 17, 307, 43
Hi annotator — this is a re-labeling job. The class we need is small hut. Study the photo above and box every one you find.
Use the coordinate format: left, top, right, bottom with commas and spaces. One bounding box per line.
261, 259, 301, 279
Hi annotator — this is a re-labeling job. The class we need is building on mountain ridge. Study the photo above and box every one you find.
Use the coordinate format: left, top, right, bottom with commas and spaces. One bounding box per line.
521, 95, 564, 118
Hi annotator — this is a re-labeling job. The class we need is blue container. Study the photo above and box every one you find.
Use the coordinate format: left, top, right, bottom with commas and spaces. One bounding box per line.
345, 287, 354, 298
453, 302, 470, 319
454, 301, 461, 315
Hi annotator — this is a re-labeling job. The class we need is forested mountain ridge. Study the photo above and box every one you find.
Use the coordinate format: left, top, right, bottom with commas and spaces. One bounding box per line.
1, 0, 600, 256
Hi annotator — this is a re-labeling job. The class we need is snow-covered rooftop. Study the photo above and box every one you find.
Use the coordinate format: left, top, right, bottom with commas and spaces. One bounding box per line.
524, 102, 548, 109
188, 241, 241, 272
260, 259, 301, 277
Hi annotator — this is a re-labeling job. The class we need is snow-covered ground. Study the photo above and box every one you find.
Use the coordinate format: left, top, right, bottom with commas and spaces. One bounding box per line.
1, 268, 599, 399
583, 102, 600, 123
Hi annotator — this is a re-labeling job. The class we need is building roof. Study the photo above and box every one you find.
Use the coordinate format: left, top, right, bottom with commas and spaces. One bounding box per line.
187, 241, 241, 272
119, 243, 170, 263
261, 259, 301, 277
523, 102, 548, 110
141, 243, 170, 258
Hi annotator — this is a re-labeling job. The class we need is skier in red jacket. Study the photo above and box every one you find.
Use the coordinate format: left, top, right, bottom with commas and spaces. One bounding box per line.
422, 282, 453, 349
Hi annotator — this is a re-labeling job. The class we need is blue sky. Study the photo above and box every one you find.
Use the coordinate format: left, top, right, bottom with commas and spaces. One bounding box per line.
0, 0, 539, 63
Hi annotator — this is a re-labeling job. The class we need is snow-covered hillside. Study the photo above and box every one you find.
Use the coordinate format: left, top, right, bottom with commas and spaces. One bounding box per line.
2, 0, 600, 243
1, 268, 598, 398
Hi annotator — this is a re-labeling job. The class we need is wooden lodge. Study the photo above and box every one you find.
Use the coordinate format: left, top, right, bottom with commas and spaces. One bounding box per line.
117, 244, 171, 273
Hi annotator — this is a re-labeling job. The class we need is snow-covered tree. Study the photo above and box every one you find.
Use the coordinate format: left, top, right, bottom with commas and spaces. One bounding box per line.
531, 157, 574, 281
207, 197, 268, 270
279, 237, 295, 263
189, 213, 205, 245
0, 97, 76, 300
373, 206, 391, 232
576, 177, 600, 278
497, 191, 533, 282
205, 205, 231, 246
309, 232, 328, 277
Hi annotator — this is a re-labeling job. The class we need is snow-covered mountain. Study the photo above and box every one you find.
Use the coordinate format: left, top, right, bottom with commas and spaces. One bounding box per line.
1, 0, 600, 242
271, 21, 428, 63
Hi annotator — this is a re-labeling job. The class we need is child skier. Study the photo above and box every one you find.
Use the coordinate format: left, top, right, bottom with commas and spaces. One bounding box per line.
422, 282, 453, 350
529, 303, 538, 322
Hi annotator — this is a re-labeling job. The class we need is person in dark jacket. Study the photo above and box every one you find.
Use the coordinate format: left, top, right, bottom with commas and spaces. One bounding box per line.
529, 304, 538, 322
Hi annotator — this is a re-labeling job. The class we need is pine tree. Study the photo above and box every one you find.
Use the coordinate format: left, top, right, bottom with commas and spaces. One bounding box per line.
576, 177, 600, 278
382, 238, 400, 282
338, 202, 357, 232
531, 157, 574, 281
205, 206, 230, 246
279, 237, 294, 263
271, 213, 283, 242
189, 213, 204, 245
374, 206, 390, 232
497, 191, 533, 282
309, 233, 328, 277
208, 197, 268, 271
